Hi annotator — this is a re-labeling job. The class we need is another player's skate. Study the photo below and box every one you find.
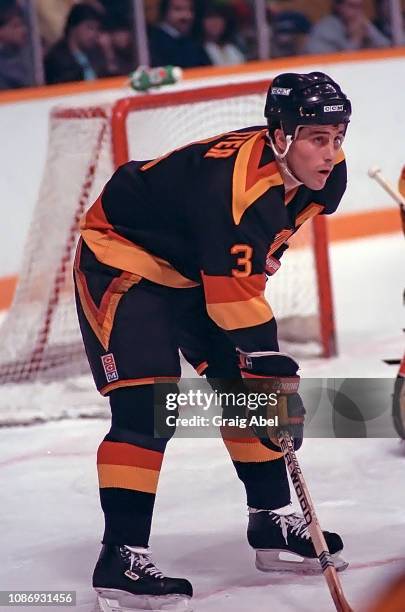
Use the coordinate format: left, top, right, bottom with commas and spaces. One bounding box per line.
93, 545, 193, 612
248, 507, 348, 574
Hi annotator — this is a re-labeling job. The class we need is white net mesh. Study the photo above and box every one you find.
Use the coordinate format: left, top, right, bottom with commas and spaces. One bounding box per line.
0, 109, 113, 383
0, 83, 334, 386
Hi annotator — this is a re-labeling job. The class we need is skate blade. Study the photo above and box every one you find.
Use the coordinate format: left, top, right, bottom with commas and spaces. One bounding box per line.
255, 549, 349, 574
96, 589, 192, 612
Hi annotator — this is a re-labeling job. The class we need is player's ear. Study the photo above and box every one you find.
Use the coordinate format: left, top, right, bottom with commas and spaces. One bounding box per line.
273, 128, 287, 154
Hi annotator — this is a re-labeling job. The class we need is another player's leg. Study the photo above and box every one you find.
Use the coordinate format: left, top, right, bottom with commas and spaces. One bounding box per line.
74, 240, 192, 611
392, 353, 405, 440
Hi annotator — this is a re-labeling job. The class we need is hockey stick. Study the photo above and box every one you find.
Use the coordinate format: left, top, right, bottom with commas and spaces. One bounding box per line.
278, 431, 354, 612
368, 166, 405, 209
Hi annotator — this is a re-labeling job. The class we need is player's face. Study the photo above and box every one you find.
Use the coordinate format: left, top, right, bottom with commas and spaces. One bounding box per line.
286, 125, 345, 190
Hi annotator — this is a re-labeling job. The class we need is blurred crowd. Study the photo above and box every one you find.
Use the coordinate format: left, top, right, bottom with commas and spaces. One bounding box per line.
0, 0, 404, 90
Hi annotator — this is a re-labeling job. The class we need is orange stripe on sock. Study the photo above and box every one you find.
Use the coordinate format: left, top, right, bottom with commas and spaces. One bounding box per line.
97, 441, 163, 471
222, 436, 283, 463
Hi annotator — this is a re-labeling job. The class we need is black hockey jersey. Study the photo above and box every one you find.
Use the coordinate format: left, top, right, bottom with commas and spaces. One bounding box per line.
80, 126, 347, 352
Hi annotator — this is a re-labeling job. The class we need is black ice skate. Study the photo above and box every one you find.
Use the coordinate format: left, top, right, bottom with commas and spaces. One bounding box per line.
248, 507, 348, 574
93, 545, 193, 612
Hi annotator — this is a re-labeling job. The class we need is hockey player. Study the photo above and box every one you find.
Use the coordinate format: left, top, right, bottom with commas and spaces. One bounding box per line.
74, 72, 352, 611
392, 166, 405, 440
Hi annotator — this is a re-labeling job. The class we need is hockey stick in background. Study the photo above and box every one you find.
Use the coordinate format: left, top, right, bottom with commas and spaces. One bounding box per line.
368, 166, 405, 231
278, 431, 354, 612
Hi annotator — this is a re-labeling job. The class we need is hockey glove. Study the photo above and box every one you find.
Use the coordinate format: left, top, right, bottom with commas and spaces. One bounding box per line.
238, 350, 305, 451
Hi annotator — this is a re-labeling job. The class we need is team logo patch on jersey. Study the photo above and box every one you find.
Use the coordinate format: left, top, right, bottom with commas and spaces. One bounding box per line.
101, 353, 119, 382
265, 254, 281, 276
324, 104, 344, 113
271, 87, 292, 96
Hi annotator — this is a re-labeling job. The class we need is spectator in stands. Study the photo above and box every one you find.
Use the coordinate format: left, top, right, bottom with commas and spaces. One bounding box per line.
269, 10, 311, 58
101, 14, 134, 76
228, 0, 255, 60
304, 0, 390, 54
145, 0, 160, 26
44, 3, 109, 85
0, 0, 32, 89
201, 2, 245, 65
148, 0, 211, 68
37, 0, 104, 52
373, 0, 405, 44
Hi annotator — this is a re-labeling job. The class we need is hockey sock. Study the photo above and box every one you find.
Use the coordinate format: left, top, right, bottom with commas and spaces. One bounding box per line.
221, 427, 291, 509
97, 386, 176, 546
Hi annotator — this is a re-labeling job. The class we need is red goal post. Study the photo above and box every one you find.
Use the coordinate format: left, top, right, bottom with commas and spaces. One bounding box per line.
0, 79, 336, 385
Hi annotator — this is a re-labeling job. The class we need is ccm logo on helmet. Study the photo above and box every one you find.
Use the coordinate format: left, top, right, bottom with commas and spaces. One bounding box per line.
271, 87, 292, 96
324, 104, 344, 113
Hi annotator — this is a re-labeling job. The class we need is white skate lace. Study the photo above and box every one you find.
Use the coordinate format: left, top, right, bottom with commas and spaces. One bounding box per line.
120, 546, 165, 579
271, 512, 311, 545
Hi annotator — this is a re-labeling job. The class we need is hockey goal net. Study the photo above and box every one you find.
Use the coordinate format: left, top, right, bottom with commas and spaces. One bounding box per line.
0, 80, 336, 385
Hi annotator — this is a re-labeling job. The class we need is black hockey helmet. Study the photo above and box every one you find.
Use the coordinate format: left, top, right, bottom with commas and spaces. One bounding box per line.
264, 72, 352, 139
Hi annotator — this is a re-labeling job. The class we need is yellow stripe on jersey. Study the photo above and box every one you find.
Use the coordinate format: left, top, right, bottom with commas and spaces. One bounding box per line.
232, 131, 283, 225
206, 295, 273, 330
81, 228, 199, 289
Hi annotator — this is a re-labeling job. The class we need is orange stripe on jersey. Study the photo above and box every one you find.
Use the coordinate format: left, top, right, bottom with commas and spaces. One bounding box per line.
334, 148, 345, 165
100, 376, 180, 395
140, 131, 231, 172
81, 228, 198, 289
97, 441, 164, 471
245, 137, 278, 191
97, 464, 160, 494
295, 203, 324, 228
232, 131, 283, 225
284, 186, 299, 205
202, 272, 266, 304
206, 295, 272, 330
74, 260, 141, 350
81, 193, 112, 232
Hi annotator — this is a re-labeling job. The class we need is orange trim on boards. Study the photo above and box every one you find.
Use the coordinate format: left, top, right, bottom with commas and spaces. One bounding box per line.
1, 47, 405, 106
328, 208, 402, 242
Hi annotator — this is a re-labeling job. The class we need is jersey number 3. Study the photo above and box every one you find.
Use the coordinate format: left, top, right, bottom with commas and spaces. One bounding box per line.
231, 244, 252, 278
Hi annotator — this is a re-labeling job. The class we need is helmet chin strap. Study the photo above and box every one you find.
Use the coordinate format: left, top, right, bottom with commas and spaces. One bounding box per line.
268, 132, 302, 187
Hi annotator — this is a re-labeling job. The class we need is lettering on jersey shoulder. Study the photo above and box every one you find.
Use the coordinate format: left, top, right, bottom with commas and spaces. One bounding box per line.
205, 131, 259, 160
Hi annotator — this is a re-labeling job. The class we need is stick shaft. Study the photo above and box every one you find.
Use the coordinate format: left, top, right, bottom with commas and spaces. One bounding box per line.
370, 170, 405, 209
279, 432, 353, 612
